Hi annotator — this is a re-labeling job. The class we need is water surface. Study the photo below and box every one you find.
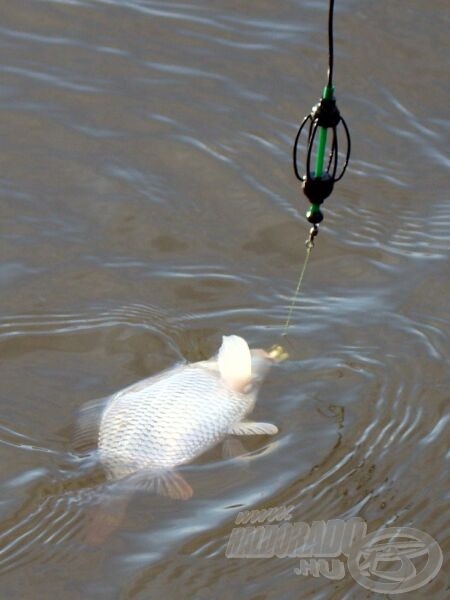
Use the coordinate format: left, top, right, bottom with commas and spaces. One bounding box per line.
0, 1, 448, 598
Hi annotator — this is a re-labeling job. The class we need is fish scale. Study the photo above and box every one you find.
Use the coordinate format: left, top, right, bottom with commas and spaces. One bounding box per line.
99, 364, 250, 475
96, 336, 277, 489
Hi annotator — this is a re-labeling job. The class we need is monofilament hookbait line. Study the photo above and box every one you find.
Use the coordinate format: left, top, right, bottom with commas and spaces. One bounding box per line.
281, 225, 318, 339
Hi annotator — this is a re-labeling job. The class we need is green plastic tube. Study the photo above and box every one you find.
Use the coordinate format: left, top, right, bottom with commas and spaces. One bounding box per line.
314, 85, 334, 178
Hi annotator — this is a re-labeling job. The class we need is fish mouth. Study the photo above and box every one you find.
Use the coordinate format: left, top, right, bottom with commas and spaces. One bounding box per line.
267, 344, 289, 362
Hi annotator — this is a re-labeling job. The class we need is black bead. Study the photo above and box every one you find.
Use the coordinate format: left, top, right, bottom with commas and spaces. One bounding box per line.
306, 205, 324, 224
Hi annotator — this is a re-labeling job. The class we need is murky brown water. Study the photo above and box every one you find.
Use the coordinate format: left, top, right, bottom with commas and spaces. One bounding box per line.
0, 1, 448, 598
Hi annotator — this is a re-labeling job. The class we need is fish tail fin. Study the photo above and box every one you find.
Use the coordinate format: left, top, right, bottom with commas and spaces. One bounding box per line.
83, 470, 193, 545
83, 494, 130, 547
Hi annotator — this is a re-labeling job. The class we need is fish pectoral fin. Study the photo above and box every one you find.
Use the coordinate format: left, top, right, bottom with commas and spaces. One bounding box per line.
228, 421, 278, 436
153, 471, 193, 500
137, 471, 193, 501
222, 438, 247, 459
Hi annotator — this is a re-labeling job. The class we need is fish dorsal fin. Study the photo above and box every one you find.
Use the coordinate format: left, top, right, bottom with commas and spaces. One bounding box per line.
218, 335, 252, 392
73, 397, 108, 453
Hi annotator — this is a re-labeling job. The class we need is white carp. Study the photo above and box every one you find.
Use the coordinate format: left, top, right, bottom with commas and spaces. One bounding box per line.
0, 337, 282, 556
94, 335, 278, 500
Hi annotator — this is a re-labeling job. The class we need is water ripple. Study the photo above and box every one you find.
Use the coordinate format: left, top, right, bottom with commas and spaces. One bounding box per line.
0, 0, 448, 596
